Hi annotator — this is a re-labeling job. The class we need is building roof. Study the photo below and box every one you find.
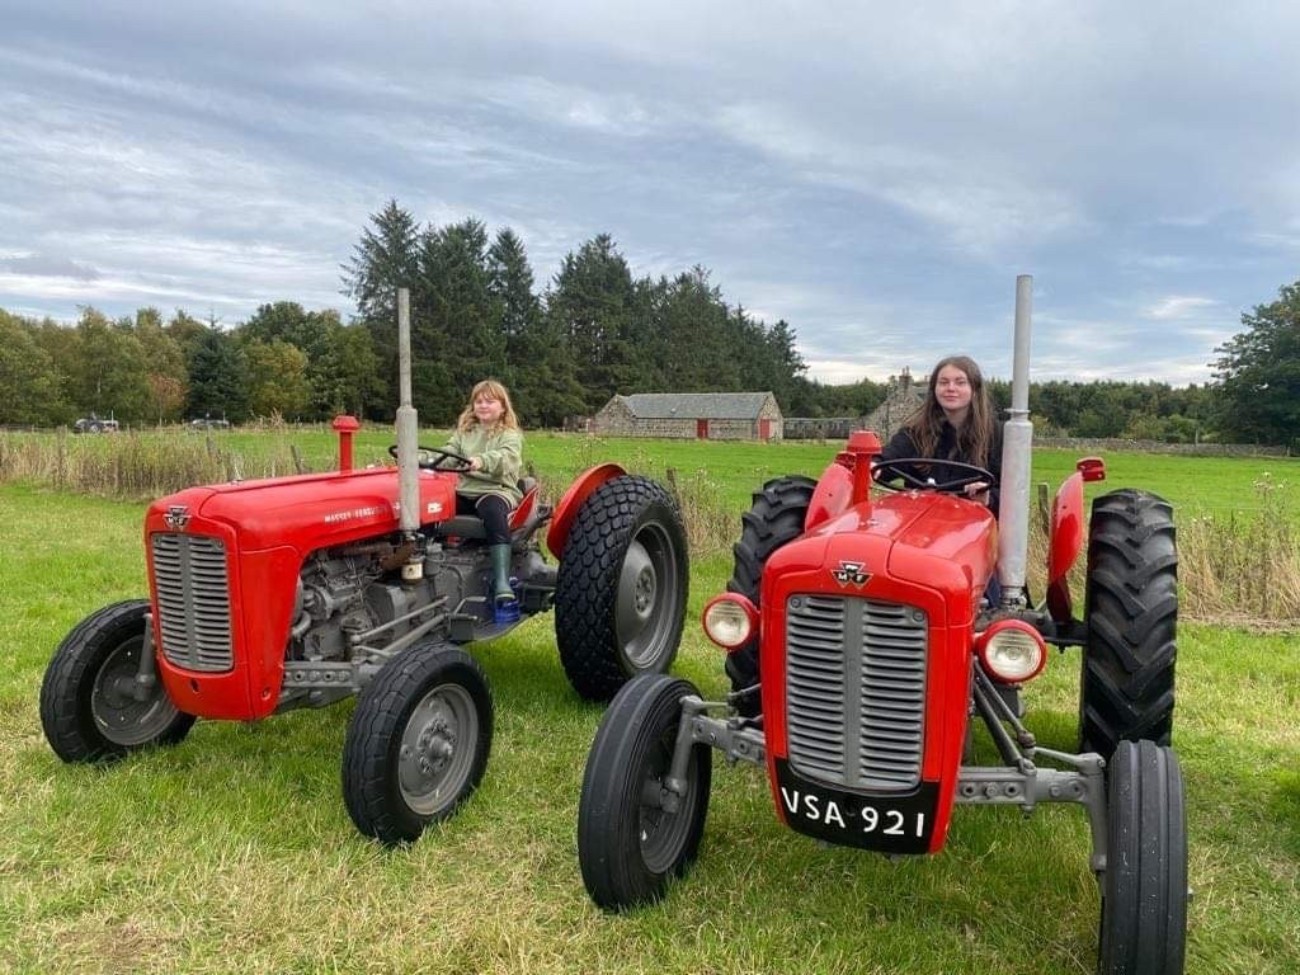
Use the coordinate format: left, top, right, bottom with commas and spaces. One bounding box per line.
614, 392, 776, 420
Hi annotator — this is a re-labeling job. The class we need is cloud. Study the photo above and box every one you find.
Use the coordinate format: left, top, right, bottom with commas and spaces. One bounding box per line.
0, 254, 100, 281
1144, 296, 1221, 320
3, 1, 1300, 383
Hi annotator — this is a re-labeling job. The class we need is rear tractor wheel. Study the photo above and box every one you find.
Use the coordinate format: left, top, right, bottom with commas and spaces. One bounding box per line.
1080, 489, 1178, 760
555, 475, 689, 702
724, 475, 816, 716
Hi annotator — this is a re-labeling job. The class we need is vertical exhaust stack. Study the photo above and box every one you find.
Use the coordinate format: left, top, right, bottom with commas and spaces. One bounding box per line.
997, 275, 1034, 609
394, 288, 423, 580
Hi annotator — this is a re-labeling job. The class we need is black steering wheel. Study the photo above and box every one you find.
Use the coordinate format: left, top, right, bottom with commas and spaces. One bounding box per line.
873, 457, 997, 494
388, 444, 474, 472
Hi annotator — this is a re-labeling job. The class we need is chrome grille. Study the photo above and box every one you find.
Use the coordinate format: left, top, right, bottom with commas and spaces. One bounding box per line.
786, 595, 927, 790
151, 533, 234, 672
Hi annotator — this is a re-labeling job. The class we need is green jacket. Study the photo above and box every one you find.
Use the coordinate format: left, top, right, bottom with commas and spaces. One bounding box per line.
444, 424, 524, 505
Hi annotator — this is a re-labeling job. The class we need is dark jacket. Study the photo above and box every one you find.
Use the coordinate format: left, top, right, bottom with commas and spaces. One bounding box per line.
876, 421, 1003, 515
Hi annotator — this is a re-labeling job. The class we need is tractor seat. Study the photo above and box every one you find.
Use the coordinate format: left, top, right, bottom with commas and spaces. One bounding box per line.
431, 478, 545, 542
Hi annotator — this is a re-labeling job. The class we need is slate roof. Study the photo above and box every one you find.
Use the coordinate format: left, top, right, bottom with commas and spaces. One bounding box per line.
614, 392, 776, 420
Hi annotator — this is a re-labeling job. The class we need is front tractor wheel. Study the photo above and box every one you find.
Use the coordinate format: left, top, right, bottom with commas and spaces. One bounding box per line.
1098, 739, 1188, 975
555, 475, 688, 702
725, 475, 817, 714
1080, 489, 1178, 760
342, 643, 493, 845
40, 599, 195, 763
578, 674, 712, 910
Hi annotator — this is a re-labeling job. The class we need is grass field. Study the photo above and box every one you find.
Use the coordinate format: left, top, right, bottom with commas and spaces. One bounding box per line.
1, 434, 1299, 974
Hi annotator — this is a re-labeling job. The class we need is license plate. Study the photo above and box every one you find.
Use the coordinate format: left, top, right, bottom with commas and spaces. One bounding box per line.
774, 759, 938, 854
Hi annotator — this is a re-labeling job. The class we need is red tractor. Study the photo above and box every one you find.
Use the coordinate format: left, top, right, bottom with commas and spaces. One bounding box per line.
40, 291, 688, 846
577, 277, 1187, 975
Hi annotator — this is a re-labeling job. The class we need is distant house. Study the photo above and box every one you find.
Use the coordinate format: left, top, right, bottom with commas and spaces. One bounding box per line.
784, 367, 927, 442
862, 367, 927, 442
593, 392, 783, 441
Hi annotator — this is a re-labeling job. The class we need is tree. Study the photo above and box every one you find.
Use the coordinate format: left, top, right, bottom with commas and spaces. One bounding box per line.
66, 308, 153, 422
418, 218, 504, 421
1211, 280, 1300, 446
342, 200, 422, 414
546, 234, 640, 413
0, 311, 69, 425
134, 307, 188, 423
342, 200, 422, 324
487, 228, 583, 426
244, 339, 311, 418
186, 327, 250, 421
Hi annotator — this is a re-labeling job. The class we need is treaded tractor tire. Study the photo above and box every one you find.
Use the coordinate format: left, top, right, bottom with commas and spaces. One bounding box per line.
1080, 489, 1178, 760
40, 599, 195, 763
578, 674, 712, 911
342, 642, 493, 845
724, 475, 817, 715
555, 475, 688, 702
1097, 739, 1188, 975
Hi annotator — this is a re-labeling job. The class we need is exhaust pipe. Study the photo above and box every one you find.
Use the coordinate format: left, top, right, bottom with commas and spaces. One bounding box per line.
997, 275, 1033, 609
394, 287, 423, 580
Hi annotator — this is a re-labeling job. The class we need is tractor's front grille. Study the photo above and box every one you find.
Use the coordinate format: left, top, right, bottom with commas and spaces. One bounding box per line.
150, 533, 234, 672
785, 594, 928, 791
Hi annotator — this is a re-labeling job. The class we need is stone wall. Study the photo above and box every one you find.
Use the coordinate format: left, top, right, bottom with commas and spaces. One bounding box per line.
1034, 437, 1288, 457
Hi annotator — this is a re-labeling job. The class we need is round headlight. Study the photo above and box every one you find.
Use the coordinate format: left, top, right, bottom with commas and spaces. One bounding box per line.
977, 620, 1047, 683
702, 595, 757, 650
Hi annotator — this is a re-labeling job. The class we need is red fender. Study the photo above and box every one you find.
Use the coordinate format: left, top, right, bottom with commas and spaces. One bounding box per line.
545, 463, 627, 558
508, 483, 539, 531
805, 461, 854, 532
1046, 457, 1106, 622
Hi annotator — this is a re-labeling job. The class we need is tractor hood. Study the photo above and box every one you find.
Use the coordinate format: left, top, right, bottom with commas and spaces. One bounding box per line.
769, 491, 998, 626
145, 468, 459, 552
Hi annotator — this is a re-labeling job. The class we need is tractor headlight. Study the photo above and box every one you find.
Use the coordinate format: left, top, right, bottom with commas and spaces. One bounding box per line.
702, 594, 759, 650
975, 619, 1047, 683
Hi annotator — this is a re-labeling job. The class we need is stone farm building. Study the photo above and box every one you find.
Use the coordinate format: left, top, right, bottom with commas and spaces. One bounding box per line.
592, 392, 783, 441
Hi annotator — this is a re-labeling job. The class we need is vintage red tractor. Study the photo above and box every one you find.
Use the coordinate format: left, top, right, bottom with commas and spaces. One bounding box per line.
40, 290, 688, 845
577, 277, 1187, 975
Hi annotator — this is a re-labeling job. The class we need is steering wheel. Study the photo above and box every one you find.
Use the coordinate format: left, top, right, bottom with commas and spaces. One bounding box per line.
388, 444, 474, 472
873, 457, 997, 495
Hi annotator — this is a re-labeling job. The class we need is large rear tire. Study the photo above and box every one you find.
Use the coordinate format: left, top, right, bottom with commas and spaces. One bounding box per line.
40, 599, 195, 763
1080, 489, 1178, 759
724, 475, 816, 715
555, 475, 688, 702
578, 674, 712, 910
342, 643, 493, 845
1097, 739, 1188, 975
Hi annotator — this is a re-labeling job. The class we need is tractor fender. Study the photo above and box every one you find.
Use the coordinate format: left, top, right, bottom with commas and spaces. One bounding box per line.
1046, 472, 1086, 622
804, 460, 854, 532
1047, 457, 1107, 622
546, 463, 627, 559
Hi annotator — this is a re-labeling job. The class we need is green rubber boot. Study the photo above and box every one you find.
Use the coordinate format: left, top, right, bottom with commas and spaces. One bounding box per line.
489, 543, 517, 604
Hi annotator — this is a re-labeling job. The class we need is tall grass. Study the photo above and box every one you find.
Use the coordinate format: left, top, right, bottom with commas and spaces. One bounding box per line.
4, 428, 1300, 621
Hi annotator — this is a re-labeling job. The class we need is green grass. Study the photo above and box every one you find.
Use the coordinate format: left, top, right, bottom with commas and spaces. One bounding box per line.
1, 442, 1299, 974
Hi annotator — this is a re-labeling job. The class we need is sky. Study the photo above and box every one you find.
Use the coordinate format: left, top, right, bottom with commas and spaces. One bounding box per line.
3, 1, 1298, 388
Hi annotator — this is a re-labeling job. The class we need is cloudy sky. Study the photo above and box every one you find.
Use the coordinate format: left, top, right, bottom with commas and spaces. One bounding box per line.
3, 1, 1298, 387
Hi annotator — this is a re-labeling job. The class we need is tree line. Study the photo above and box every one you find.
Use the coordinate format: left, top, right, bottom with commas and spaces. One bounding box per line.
1, 199, 1296, 446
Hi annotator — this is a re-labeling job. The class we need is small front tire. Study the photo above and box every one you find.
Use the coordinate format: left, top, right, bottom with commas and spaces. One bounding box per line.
577, 674, 712, 910
40, 599, 195, 763
342, 643, 493, 845
1097, 739, 1188, 975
